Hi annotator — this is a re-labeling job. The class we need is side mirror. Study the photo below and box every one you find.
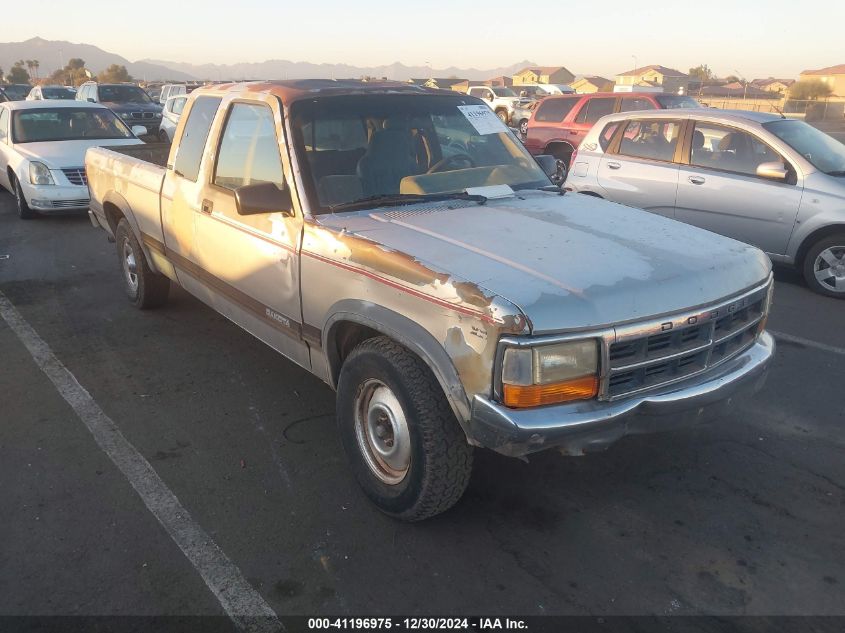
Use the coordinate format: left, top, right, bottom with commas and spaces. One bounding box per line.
535, 154, 567, 185
234, 181, 293, 216
756, 161, 788, 181
131, 125, 148, 137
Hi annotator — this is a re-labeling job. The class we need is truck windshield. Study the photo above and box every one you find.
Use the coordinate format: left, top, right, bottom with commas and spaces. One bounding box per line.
290, 94, 550, 213
11, 108, 134, 143
492, 87, 516, 97
41, 87, 76, 100
763, 119, 845, 175
98, 85, 153, 104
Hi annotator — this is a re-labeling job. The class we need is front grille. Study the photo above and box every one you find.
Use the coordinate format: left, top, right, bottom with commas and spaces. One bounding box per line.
604, 281, 770, 400
61, 168, 87, 186
50, 198, 90, 208
130, 111, 156, 120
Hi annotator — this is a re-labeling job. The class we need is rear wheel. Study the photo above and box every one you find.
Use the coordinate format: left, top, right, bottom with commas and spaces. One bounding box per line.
802, 234, 845, 298
546, 143, 575, 169
336, 336, 474, 521
115, 218, 170, 309
158, 129, 170, 143
12, 176, 36, 220
495, 109, 508, 124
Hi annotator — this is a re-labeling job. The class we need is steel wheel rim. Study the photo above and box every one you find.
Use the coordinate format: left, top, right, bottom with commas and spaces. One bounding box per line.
813, 246, 845, 293
354, 379, 411, 485
520, 120, 528, 135
122, 239, 139, 294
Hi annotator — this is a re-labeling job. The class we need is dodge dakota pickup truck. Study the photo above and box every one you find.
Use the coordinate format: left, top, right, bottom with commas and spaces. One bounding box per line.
85, 80, 775, 521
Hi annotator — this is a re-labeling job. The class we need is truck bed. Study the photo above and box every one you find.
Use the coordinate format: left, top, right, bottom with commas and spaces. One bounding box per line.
102, 142, 171, 168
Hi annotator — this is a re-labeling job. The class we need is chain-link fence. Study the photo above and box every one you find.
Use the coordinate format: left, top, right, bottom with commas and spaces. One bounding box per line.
697, 97, 845, 121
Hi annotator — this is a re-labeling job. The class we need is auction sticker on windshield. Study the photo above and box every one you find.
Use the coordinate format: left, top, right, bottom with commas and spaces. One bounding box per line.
457, 105, 508, 135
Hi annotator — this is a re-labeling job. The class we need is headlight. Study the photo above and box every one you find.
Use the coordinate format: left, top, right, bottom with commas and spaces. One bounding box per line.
119, 112, 130, 119
154, 112, 162, 118
29, 161, 55, 186
501, 339, 599, 407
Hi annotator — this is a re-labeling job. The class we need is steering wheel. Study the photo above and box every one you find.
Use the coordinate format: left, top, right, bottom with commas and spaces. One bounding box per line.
427, 153, 476, 174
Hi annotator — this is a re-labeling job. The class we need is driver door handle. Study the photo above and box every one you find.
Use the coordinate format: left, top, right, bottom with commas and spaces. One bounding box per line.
201, 199, 213, 214
607, 161, 621, 170
688, 176, 706, 185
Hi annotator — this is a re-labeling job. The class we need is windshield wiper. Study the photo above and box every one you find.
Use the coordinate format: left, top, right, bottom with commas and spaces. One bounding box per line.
328, 191, 487, 213
826, 170, 845, 177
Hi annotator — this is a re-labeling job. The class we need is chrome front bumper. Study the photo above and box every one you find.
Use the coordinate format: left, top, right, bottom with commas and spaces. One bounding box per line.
469, 331, 774, 457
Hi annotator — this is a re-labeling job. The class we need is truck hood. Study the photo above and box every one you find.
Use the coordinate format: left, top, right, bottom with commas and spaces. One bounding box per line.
104, 102, 162, 113
14, 138, 144, 169
320, 191, 772, 334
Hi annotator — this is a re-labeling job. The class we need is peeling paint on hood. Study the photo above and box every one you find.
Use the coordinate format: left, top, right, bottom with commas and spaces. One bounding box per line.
318, 191, 772, 334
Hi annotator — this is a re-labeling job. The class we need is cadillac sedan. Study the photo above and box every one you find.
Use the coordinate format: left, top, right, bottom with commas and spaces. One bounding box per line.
0, 100, 145, 219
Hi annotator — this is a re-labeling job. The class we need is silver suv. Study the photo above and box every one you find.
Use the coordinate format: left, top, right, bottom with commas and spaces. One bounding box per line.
566, 109, 845, 297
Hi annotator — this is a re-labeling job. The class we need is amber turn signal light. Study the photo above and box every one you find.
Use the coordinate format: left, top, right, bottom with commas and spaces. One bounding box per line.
502, 376, 599, 408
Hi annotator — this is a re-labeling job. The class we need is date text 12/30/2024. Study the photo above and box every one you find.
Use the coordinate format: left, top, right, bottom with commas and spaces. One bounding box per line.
307, 618, 528, 630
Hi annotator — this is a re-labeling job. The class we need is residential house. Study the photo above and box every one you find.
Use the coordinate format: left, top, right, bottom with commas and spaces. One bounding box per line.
512, 66, 575, 86
483, 75, 513, 87
569, 75, 613, 94
799, 64, 845, 97
750, 77, 795, 94
615, 65, 689, 94
697, 82, 775, 99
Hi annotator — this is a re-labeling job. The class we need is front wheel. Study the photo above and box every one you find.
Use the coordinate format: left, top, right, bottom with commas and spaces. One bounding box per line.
115, 218, 170, 309
495, 109, 508, 124
518, 119, 528, 136
13, 176, 36, 220
803, 234, 845, 298
336, 337, 474, 521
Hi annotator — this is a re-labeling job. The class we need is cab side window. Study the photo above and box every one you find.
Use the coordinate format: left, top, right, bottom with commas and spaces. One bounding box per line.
575, 97, 616, 125
214, 103, 284, 190
690, 122, 784, 177
620, 97, 655, 112
171, 97, 187, 116
617, 120, 681, 162
173, 96, 222, 181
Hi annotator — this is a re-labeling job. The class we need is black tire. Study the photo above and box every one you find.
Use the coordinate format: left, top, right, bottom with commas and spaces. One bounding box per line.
336, 336, 473, 521
12, 176, 36, 220
495, 109, 509, 124
802, 233, 845, 298
115, 218, 170, 309
518, 119, 528, 136
546, 144, 574, 169
158, 129, 170, 143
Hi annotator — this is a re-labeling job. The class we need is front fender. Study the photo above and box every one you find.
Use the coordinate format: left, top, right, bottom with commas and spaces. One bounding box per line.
322, 300, 474, 429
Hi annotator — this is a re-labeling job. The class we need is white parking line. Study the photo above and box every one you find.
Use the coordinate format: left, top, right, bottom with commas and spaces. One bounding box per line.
769, 329, 845, 357
0, 292, 282, 633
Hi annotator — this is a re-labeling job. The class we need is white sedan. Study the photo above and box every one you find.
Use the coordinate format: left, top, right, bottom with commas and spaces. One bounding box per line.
0, 100, 145, 219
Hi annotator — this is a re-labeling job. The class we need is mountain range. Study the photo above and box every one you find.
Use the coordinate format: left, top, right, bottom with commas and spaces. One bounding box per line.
1, 37, 536, 83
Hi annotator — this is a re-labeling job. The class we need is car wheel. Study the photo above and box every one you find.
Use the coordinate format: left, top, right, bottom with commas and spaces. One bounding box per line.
547, 144, 575, 169
519, 119, 528, 136
12, 176, 36, 220
158, 129, 170, 143
336, 336, 474, 521
802, 234, 845, 298
115, 218, 170, 309
495, 110, 508, 124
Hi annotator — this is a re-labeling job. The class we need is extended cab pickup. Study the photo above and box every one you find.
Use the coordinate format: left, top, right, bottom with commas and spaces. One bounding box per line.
86, 80, 775, 520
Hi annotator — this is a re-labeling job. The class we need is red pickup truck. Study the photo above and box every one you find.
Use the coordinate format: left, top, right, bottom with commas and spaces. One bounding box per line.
523, 91, 700, 166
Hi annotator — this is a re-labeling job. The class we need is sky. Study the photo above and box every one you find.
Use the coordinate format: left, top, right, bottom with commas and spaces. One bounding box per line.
3, 0, 843, 78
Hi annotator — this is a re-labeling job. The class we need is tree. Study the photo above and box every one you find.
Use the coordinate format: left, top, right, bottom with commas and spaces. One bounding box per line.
97, 64, 133, 83
688, 64, 713, 82
32, 60, 40, 80
67, 58, 86, 71
7, 61, 30, 84
789, 80, 833, 101
724, 74, 741, 84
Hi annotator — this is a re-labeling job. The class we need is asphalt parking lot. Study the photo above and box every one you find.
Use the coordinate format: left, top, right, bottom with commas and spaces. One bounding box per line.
0, 192, 843, 623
